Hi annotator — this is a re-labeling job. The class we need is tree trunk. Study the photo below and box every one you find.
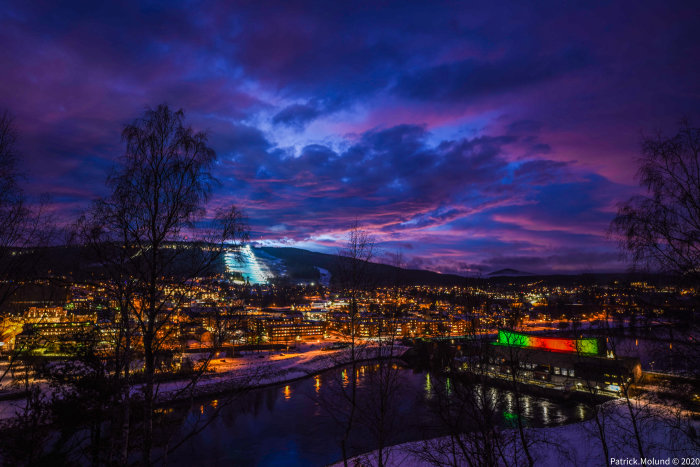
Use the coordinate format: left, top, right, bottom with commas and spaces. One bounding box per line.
592, 404, 611, 467
143, 334, 154, 467
508, 362, 534, 467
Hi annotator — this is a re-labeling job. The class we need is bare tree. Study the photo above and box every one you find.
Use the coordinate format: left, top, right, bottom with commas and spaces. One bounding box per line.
0, 110, 26, 381
498, 331, 535, 467
0, 110, 55, 385
328, 221, 376, 466
76, 104, 247, 465
610, 121, 700, 452
610, 122, 700, 366
0, 110, 63, 465
413, 327, 512, 467
352, 250, 406, 467
0, 110, 52, 313
611, 122, 700, 279
335, 220, 375, 361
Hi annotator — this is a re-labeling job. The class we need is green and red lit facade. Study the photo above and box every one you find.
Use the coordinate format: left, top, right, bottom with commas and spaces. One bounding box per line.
494, 329, 603, 356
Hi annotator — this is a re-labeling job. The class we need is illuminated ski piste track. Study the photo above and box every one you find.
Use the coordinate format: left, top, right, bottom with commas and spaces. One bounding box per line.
225, 245, 274, 284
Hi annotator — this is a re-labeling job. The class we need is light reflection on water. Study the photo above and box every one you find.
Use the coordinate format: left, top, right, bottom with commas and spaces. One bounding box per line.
169, 363, 594, 467
424, 373, 433, 399
488, 387, 497, 403
523, 394, 532, 417
542, 404, 549, 424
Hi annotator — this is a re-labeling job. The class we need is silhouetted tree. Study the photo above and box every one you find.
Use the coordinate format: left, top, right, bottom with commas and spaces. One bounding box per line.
0, 110, 52, 311
77, 104, 247, 465
500, 330, 536, 467
332, 221, 375, 466
355, 250, 404, 467
611, 122, 700, 279
0, 110, 55, 384
610, 121, 700, 383
0, 110, 62, 466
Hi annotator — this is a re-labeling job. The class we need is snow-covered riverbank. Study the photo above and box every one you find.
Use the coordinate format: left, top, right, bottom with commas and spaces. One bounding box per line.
0, 342, 408, 420
146, 342, 409, 404
333, 399, 699, 466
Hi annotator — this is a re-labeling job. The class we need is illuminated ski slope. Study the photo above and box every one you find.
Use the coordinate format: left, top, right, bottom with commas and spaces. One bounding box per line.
224, 245, 274, 284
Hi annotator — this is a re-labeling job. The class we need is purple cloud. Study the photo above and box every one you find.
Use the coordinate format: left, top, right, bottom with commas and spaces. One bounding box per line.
0, 0, 698, 274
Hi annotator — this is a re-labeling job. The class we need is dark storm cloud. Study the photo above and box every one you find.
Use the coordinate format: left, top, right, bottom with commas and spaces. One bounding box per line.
219, 124, 523, 228
394, 48, 590, 102
0, 0, 698, 273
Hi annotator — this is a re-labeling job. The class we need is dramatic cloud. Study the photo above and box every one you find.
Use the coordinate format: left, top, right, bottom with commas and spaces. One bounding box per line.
272, 103, 322, 130
0, 0, 698, 273
394, 48, 590, 102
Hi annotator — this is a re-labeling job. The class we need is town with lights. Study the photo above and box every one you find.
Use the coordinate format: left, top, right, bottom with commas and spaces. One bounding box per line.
1, 1, 699, 464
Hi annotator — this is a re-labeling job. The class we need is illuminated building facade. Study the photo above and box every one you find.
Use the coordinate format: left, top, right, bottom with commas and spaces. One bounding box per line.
267, 322, 324, 343
484, 329, 641, 393
494, 329, 604, 356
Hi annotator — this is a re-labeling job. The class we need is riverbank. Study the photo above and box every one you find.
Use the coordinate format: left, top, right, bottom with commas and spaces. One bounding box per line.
332, 399, 700, 466
147, 342, 410, 405
168, 360, 599, 466
0, 342, 409, 419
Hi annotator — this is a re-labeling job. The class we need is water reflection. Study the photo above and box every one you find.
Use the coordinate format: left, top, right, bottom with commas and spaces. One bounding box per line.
503, 410, 518, 428
488, 387, 497, 407
165, 363, 593, 467
522, 394, 532, 418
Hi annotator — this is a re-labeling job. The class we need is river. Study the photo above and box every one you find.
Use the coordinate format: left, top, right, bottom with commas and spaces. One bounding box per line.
161, 362, 594, 466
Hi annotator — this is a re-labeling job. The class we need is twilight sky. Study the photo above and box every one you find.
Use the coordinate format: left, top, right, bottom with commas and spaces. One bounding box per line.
1, 1, 699, 275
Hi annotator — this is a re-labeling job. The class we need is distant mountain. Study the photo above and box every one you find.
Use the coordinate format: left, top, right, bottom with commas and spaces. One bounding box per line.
259, 247, 467, 286
22, 244, 672, 288
488, 268, 534, 277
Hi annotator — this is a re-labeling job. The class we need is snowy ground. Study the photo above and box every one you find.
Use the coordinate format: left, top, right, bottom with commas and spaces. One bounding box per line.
148, 342, 408, 402
225, 244, 281, 284
316, 267, 331, 286
0, 342, 408, 420
334, 399, 699, 467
